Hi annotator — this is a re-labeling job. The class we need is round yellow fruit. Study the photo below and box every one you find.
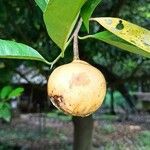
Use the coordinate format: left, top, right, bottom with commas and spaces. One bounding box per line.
47, 60, 106, 117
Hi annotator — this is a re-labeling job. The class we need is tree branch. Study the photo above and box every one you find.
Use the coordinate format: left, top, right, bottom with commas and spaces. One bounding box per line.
73, 18, 82, 60
14, 70, 32, 84
110, 75, 150, 87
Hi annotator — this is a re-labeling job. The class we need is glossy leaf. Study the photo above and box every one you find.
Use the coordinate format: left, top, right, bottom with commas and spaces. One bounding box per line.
81, 0, 102, 32
0, 39, 51, 65
0, 86, 13, 100
44, 0, 86, 51
34, 0, 49, 12
80, 31, 150, 58
8, 87, 24, 99
91, 17, 150, 56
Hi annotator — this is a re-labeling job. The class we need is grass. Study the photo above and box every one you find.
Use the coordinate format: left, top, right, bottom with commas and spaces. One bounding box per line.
101, 124, 116, 134
135, 130, 150, 150
96, 130, 150, 150
47, 110, 72, 121
0, 126, 69, 150
0, 127, 149, 150
94, 114, 119, 121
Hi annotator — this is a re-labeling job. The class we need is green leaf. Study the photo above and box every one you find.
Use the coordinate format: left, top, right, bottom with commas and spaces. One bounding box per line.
80, 31, 150, 58
91, 17, 150, 57
8, 87, 24, 99
34, 0, 49, 12
0, 103, 11, 122
81, 0, 102, 32
0, 102, 4, 109
44, 0, 86, 51
0, 86, 13, 100
0, 39, 51, 65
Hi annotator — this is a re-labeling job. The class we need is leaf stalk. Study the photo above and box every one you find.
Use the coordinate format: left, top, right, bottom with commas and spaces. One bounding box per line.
73, 18, 82, 60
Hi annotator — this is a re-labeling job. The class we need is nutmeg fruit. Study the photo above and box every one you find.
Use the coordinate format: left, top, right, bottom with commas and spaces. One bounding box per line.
47, 60, 106, 117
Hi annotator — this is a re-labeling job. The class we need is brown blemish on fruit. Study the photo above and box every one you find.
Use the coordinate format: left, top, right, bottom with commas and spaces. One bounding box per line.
49, 94, 63, 107
49, 94, 73, 115
69, 73, 90, 88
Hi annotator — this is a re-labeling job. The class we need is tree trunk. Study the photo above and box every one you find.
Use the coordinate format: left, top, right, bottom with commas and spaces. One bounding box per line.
72, 115, 93, 150
110, 89, 116, 115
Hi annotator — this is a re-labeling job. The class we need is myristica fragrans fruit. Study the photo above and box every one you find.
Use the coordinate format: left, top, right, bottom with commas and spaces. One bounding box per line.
47, 60, 106, 117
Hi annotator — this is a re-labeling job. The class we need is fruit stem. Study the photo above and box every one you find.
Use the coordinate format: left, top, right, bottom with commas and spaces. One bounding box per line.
73, 18, 82, 60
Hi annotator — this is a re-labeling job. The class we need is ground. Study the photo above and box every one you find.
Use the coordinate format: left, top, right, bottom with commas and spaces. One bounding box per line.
0, 112, 150, 150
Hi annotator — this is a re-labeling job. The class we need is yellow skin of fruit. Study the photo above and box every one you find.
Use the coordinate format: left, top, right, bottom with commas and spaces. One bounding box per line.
47, 60, 106, 117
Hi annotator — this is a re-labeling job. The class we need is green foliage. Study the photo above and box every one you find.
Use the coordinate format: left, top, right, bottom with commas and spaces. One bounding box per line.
0, 85, 24, 122
0, 86, 13, 100
81, 0, 102, 32
0, 103, 11, 122
8, 87, 24, 99
47, 110, 71, 121
91, 17, 150, 57
104, 90, 126, 107
34, 0, 49, 12
44, 0, 86, 51
0, 39, 51, 65
0, 0, 149, 66
80, 31, 150, 58
0, 143, 14, 150
40, 0, 150, 57
119, 0, 150, 27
